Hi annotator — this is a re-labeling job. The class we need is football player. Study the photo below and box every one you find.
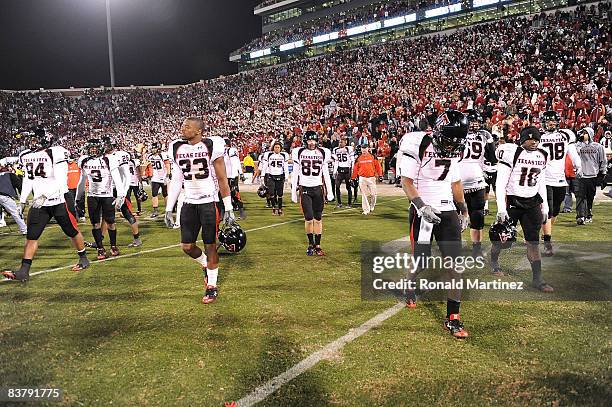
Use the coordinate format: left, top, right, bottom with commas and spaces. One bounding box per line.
333, 138, 354, 208
351, 144, 361, 204
539, 111, 581, 255
147, 141, 170, 218
102, 136, 142, 248
492, 126, 553, 292
126, 151, 144, 216
77, 139, 126, 259
459, 109, 497, 258
261, 141, 289, 215
164, 117, 234, 304
291, 130, 334, 256
2, 129, 90, 281
223, 138, 247, 219
400, 110, 470, 339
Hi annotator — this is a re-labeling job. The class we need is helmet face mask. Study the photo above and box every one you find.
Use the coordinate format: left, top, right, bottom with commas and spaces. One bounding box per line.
151, 142, 161, 153
303, 131, 319, 149
541, 111, 560, 132
464, 109, 482, 132
433, 110, 469, 158
489, 220, 517, 249
86, 139, 104, 157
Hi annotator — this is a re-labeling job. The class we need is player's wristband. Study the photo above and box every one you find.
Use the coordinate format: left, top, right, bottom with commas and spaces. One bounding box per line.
412, 197, 425, 209
456, 201, 467, 214
222, 196, 233, 212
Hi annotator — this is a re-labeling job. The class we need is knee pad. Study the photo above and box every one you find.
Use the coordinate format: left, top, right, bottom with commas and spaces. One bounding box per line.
313, 211, 323, 221
469, 210, 485, 230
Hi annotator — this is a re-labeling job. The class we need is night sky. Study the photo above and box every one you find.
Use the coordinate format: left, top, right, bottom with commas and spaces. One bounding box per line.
0, 0, 262, 90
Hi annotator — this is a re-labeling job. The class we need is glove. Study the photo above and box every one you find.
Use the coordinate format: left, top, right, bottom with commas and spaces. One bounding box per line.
599, 173, 608, 189
31, 194, 47, 209
291, 193, 298, 204
541, 205, 549, 224
17, 203, 26, 218
223, 209, 235, 227
164, 211, 174, 228
240, 174, 245, 182
418, 205, 442, 224
459, 212, 469, 232
113, 196, 125, 211
378, 176, 383, 182
496, 210, 509, 223
575, 168, 583, 179
326, 192, 334, 202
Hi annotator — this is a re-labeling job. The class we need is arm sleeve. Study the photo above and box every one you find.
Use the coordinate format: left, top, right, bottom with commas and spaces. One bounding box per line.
75, 172, 86, 201
291, 155, 299, 198
484, 141, 497, 167
495, 163, 512, 213
165, 162, 184, 211
283, 155, 289, 177
111, 167, 126, 197
538, 170, 548, 210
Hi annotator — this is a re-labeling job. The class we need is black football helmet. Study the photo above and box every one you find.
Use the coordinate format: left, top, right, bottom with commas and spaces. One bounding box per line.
354, 144, 362, 157
489, 220, 517, 249
303, 130, 319, 146
136, 186, 148, 202
85, 139, 104, 157
29, 127, 52, 150
432, 110, 468, 157
151, 142, 162, 153
101, 135, 115, 153
257, 184, 268, 198
218, 223, 247, 253
541, 110, 560, 132
464, 109, 483, 132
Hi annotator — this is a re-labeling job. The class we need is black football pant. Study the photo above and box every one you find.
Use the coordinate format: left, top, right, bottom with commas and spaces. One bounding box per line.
576, 177, 597, 219
335, 171, 352, 205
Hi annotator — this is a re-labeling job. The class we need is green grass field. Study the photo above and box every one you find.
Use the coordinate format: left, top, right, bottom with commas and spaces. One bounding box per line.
1, 192, 611, 406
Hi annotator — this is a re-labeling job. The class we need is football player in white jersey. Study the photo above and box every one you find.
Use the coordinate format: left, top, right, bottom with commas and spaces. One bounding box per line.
460, 110, 498, 258
261, 141, 289, 215
2, 129, 90, 281
102, 136, 142, 248
291, 130, 334, 256
164, 117, 234, 304
147, 142, 170, 218
493, 126, 553, 292
77, 139, 126, 260
223, 138, 247, 219
332, 138, 354, 208
538, 111, 582, 256
400, 110, 470, 339
126, 152, 144, 215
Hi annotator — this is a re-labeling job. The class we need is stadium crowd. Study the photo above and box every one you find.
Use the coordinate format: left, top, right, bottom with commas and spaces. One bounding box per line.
237, 0, 453, 54
1, 3, 611, 169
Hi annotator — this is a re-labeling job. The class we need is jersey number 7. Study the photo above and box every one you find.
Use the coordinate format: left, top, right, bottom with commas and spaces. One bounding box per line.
435, 159, 451, 181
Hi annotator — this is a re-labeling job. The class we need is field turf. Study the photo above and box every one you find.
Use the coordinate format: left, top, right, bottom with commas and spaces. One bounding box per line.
1, 192, 610, 406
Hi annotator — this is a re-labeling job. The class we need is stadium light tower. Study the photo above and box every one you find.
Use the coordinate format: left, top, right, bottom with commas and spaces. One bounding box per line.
105, 0, 116, 87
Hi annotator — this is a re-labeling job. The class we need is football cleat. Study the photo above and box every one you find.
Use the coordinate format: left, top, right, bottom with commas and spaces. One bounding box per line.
562, 208, 572, 213
444, 314, 469, 339
576, 217, 585, 225
491, 266, 505, 277
1, 269, 29, 282
265, 202, 272, 208
314, 245, 326, 256
533, 281, 554, 293
127, 239, 142, 248
272, 208, 277, 215
201, 285, 218, 304
542, 241, 553, 257
110, 246, 120, 257
306, 245, 314, 256
97, 248, 107, 260
585, 217, 593, 224
405, 291, 417, 309
336, 203, 343, 208
71, 258, 90, 272
277, 209, 283, 216
150, 210, 159, 218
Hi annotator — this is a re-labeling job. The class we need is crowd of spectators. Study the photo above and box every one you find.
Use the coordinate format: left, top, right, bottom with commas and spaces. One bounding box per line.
237, 0, 453, 54
1, 3, 610, 172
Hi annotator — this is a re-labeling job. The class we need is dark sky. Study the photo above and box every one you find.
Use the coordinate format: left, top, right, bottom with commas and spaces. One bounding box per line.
0, 0, 262, 90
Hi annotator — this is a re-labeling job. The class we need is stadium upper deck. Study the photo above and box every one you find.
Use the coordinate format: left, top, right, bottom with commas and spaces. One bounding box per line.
230, 0, 588, 68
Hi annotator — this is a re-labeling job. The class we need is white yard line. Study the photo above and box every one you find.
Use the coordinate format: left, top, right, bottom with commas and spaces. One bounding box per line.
1, 197, 406, 283
236, 303, 405, 407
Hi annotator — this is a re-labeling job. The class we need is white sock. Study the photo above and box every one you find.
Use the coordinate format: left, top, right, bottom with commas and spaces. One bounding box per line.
484, 200, 489, 210
194, 252, 207, 268
207, 268, 218, 287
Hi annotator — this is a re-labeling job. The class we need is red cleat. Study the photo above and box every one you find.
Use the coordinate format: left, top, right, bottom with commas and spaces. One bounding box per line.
314, 245, 325, 256
110, 246, 120, 257
201, 285, 218, 304
406, 298, 417, 309
97, 249, 107, 260
444, 314, 469, 339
